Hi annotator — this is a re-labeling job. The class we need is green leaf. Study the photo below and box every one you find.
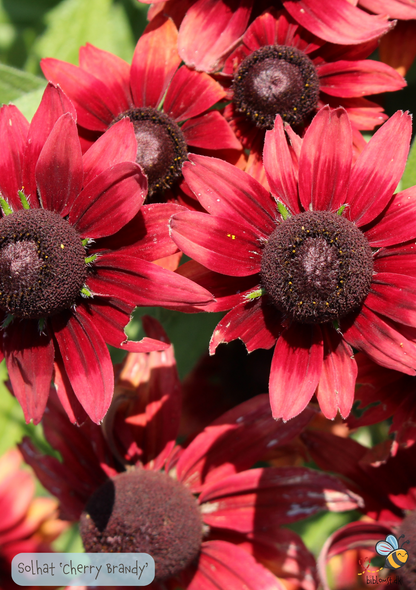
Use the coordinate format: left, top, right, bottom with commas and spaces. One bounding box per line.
0, 62, 45, 105
32, 0, 135, 66
402, 137, 416, 190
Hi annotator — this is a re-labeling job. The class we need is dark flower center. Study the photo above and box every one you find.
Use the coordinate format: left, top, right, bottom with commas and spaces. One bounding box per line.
232, 45, 320, 128
260, 210, 373, 324
112, 107, 188, 198
79, 469, 203, 582
395, 513, 414, 588
0, 208, 87, 319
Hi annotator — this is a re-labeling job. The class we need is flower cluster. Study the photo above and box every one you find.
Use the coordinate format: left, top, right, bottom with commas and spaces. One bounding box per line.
1, 0, 416, 588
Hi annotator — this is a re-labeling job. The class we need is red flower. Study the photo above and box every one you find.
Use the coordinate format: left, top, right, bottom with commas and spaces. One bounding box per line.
0, 84, 213, 425
40, 15, 241, 208
0, 448, 67, 590
220, 8, 405, 170
170, 106, 416, 421
20, 317, 363, 590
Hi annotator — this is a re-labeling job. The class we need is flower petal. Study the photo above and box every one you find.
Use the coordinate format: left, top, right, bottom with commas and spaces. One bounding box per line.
374, 242, 416, 275
264, 115, 301, 215
200, 467, 363, 531
3, 319, 54, 424
81, 118, 138, 185
51, 309, 114, 424
269, 323, 324, 421
0, 104, 29, 209
182, 154, 276, 236
346, 111, 412, 227
176, 395, 315, 492
341, 304, 416, 374
130, 14, 181, 109
170, 211, 262, 276
209, 297, 281, 353
89, 253, 214, 307
69, 162, 147, 238
365, 273, 416, 327
283, 0, 393, 45
317, 60, 406, 97
364, 186, 416, 247
360, 0, 416, 19
53, 353, 88, 425
298, 107, 352, 212
316, 326, 357, 420
164, 65, 226, 121
182, 111, 242, 150
178, 0, 253, 73
79, 43, 132, 112
36, 113, 83, 216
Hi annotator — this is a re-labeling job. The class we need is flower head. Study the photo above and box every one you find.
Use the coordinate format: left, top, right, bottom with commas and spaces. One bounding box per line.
0, 84, 213, 425
170, 106, 416, 421
40, 15, 241, 206
20, 317, 363, 590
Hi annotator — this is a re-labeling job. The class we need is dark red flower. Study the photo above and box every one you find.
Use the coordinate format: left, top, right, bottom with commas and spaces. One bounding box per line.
220, 8, 405, 170
40, 15, 241, 208
170, 106, 416, 421
0, 84, 213, 425
20, 317, 363, 590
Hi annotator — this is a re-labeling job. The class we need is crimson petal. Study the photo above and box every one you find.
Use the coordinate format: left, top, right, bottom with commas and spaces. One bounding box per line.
53, 354, 88, 425
36, 113, 83, 216
170, 211, 262, 276
366, 273, 416, 327
182, 111, 242, 150
69, 162, 146, 238
316, 326, 357, 420
51, 309, 113, 424
130, 14, 181, 109
298, 107, 352, 213
364, 186, 416, 247
178, 0, 253, 73
269, 324, 324, 421
359, 0, 416, 19
346, 111, 412, 227
3, 319, 54, 424
89, 253, 214, 306
182, 154, 276, 236
0, 105, 29, 210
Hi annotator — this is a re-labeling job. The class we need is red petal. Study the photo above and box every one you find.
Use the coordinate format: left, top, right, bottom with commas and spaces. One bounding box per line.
79, 43, 132, 112
374, 242, 416, 275
316, 326, 357, 420
346, 111, 412, 227
341, 305, 416, 374
200, 467, 362, 531
298, 107, 352, 212
53, 353, 88, 425
269, 324, 324, 421
81, 118, 138, 185
178, 0, 253, 73
359, 0, 416, 19
69, 162, 147, 238
176, 395, 314, 492
164, 65, 226, 121
130, 14, 181, 109
170, 211, 262, 276
3, 320, 54, 424
183, 540, 285, 590
36, 113, 83, 216
0, 105, 29, 209
264, 115, 301, 215
89, 253, 214, 306
318, 60, 406, 97
182, 154, 276, 236
182, 110, 242, 150
366, 273, 416, 327
209, 296, 281, 353
51, 309, 114, 423
40, 59, 118, 130
364, 186, 416, 247
283, 0, 393, 45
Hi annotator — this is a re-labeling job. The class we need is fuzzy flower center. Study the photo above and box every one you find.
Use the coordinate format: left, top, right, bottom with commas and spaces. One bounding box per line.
232, 45, 320, 128
260, 210, 373, 324
112, 107, 188, 198
0, 208, 87, 319
79, 470, 203, 582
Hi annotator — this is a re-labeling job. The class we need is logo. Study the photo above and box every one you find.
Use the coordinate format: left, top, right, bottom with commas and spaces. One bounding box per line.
375, 534, 409, 570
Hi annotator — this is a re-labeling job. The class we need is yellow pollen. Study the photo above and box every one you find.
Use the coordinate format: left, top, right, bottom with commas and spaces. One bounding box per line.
61, 244, 65, 249
227, 234, 236, 240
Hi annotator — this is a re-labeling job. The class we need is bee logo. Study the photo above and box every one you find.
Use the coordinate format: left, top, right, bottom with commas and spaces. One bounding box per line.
375, 534, 409, 570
